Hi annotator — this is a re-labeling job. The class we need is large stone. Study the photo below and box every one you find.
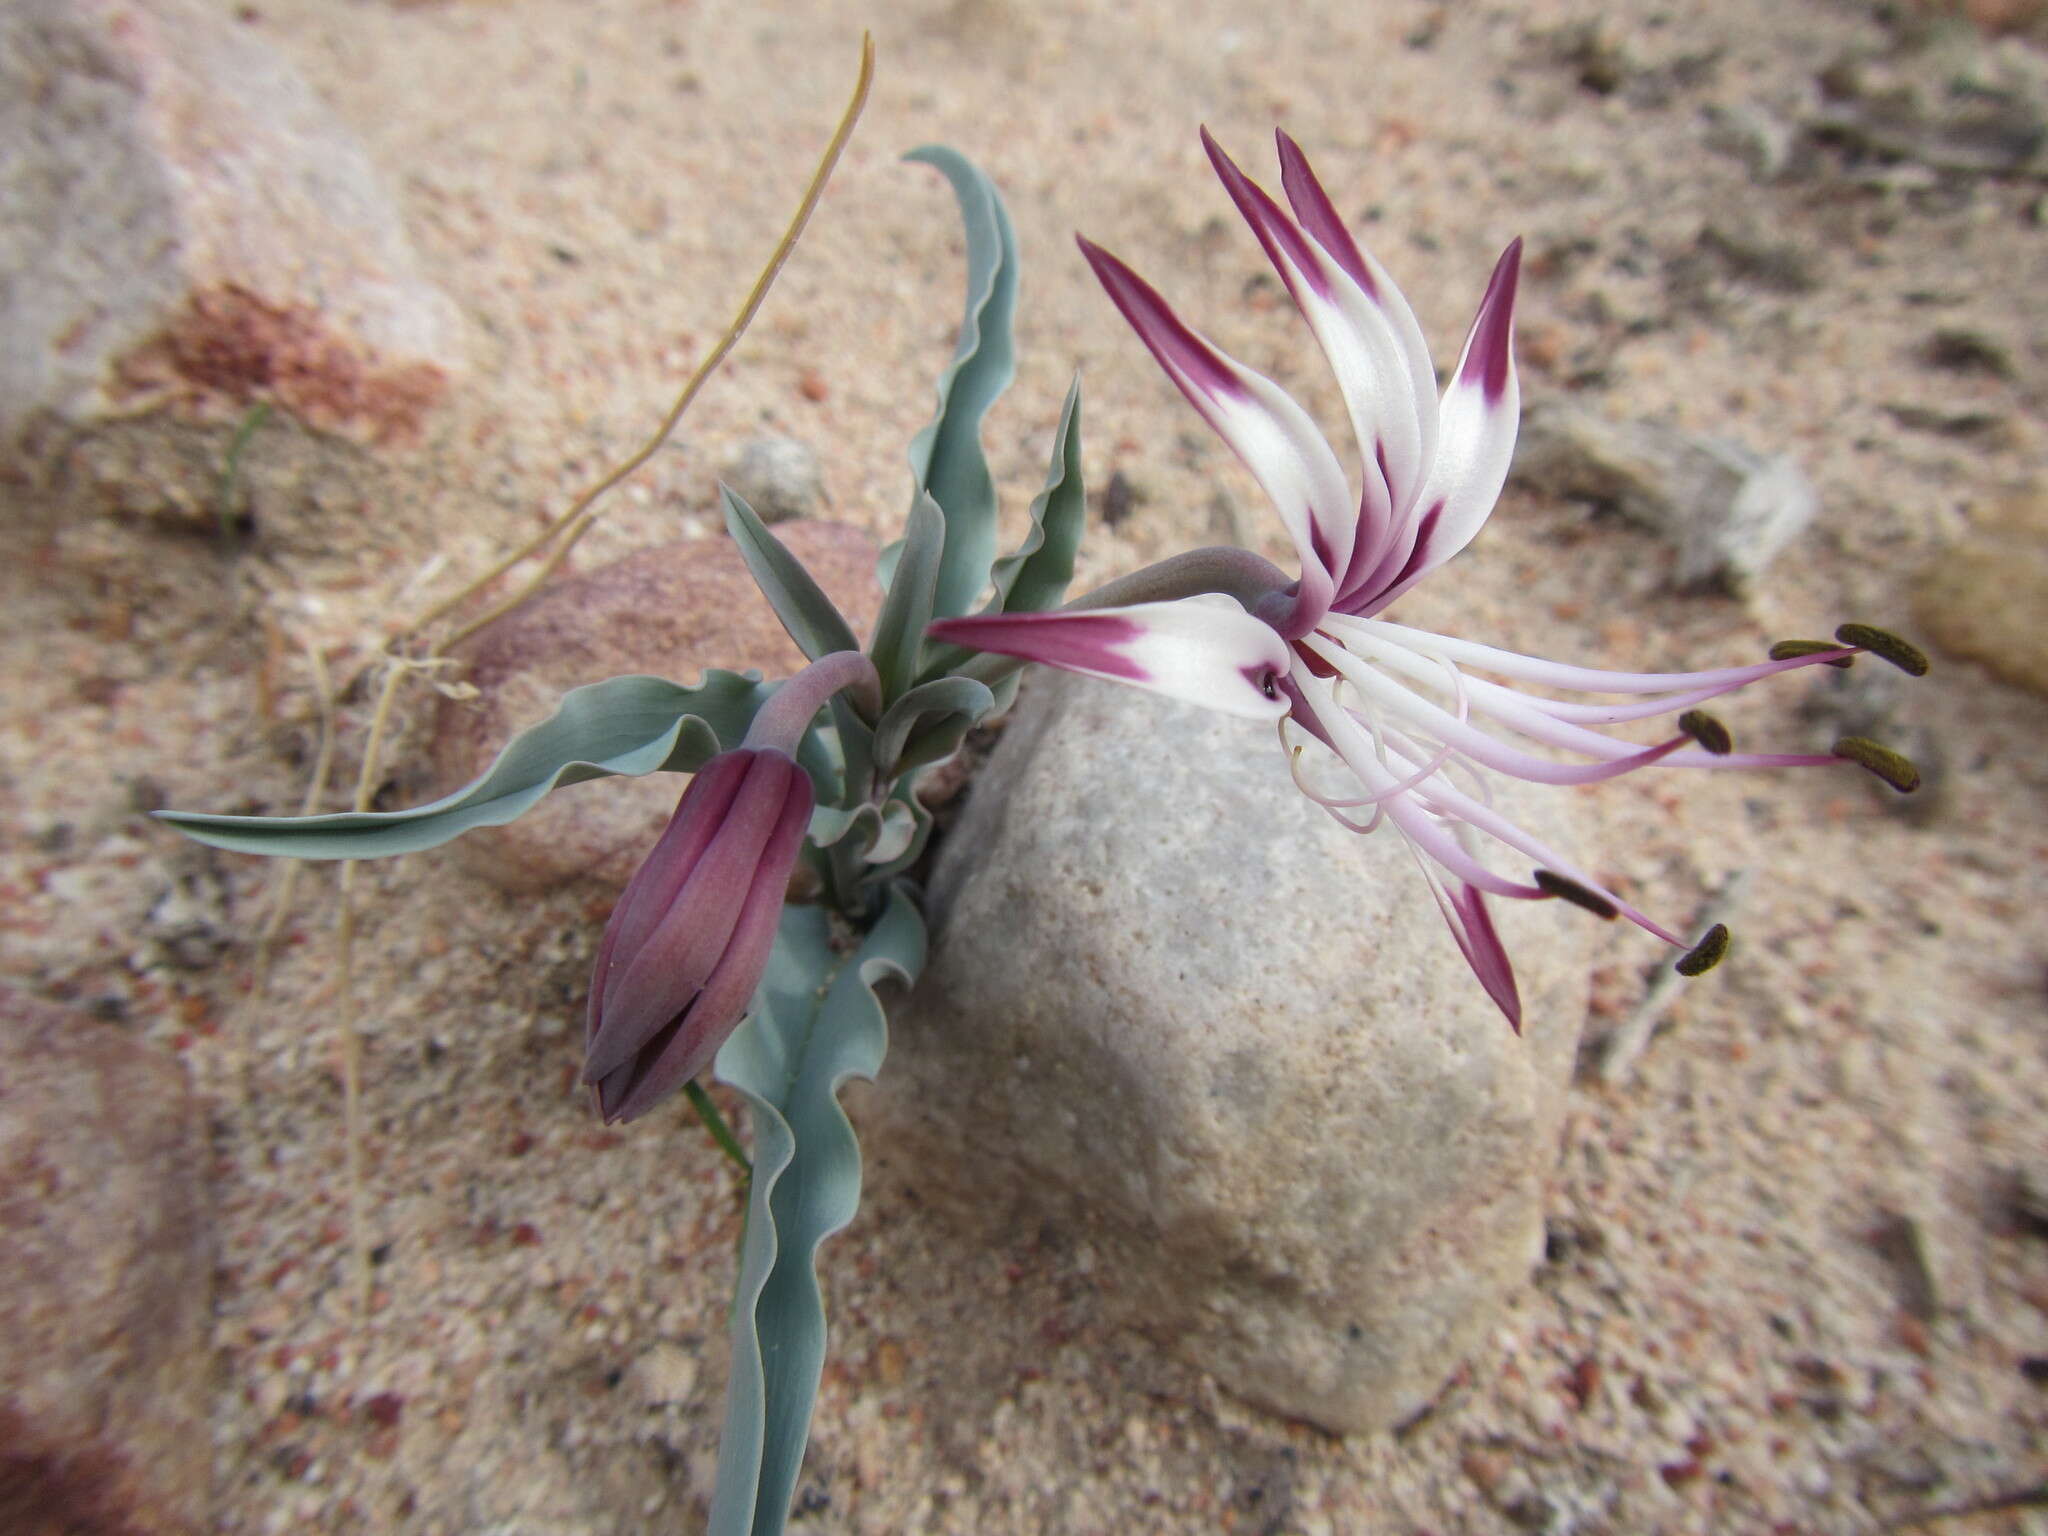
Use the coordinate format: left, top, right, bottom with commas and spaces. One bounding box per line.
0, 991, 215, 1536
429, 522, 882, 892
0, 0, 464, 536
858, 674, 1596, 1434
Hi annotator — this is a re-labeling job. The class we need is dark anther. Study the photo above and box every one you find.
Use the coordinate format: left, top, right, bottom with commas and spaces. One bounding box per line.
1768, 639, 1855, 669
1678, 709, 1733, 755
1833, 736, 1921, 793
1262, 671, 1280, 700
1834, 624, 1929, 677
1533, 869, 1619, 919
1676, 923, 1730, 977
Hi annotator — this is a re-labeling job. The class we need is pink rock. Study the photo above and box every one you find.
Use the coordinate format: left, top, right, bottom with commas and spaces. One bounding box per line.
0, 991, 214, 1536
429, 522, 883, 893
0, 0, 464, 532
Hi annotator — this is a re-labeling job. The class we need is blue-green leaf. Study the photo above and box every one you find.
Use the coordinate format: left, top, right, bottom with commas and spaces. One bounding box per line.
709, 885, 926, 1536
867, 489, 944, 702
155, 671, 769, 860
871, 675, 994, 779
723, 486, 862, 663
855, 787, 936, 890
904, 145, 1019, 622
989, 373, 1086, 615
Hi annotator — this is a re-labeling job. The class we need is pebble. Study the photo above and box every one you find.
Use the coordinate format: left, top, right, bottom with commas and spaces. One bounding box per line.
1914, 487, 2048, 697
717, 434, 826, 524
1512, 400, 1816, 595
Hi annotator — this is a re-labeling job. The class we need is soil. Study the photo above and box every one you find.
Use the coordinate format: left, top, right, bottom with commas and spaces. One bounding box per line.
3, 0, 2045, 1532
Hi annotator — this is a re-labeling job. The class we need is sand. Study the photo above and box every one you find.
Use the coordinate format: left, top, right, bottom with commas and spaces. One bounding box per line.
3, 0, 2045, 1531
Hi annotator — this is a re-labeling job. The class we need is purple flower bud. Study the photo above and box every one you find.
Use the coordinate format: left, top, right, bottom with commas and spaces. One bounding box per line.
583, 748, 813, 1124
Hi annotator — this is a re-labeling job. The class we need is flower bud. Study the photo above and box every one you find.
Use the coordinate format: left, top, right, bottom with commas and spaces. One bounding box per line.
583, 748, 813, 1123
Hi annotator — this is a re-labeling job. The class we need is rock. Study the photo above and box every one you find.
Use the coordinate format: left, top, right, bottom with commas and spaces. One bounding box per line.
0, 991, 214, 1536
429, 522, 882, 892
1512, 400, 1817, 594
1914, 488, 2048, 697
0, 0, 464, 538
1702, 102, 1803, 183
623, 1342, 699, 1409
856, 674, 1596, 1434
1807, 36, 2048, 179
718, 436, 825, 524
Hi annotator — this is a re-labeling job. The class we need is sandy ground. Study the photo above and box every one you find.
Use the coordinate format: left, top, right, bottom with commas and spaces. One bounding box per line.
4, 0, 2047, 1531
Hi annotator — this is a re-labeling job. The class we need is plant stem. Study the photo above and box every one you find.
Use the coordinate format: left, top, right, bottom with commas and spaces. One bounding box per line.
686, 1080, 752, 1177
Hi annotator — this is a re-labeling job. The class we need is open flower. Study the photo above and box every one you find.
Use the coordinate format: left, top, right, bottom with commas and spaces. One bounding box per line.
932, 129, 1923, 1027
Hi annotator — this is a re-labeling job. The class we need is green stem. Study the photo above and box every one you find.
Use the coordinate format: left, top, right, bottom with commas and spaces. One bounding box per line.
685, 1080, 752, 1177
216, 401, 273, 539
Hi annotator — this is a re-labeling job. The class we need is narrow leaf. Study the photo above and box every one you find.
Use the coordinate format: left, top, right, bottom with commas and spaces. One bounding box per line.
989, 373, 1087, 614
867, 490, 945, 702
156, 672, 768, 860
723, 486, 862, 662
709, 886, 926, 1536
905, 146, 1020, 621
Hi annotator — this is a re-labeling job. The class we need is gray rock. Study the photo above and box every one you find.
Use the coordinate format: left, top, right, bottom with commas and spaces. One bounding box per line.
429, 522, 882, 893
0, 990, 215, 1535
717, 436, 825, 524
857, 674, 1596, 1434
0, 0, 464, 537
1512, 400, 1816, 594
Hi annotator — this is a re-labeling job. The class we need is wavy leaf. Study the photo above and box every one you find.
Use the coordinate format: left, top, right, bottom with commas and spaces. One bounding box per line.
856, 787, 936, 890
903, 146, 1020, 622
723, 486, 863, 662
871, 675, 994, 779
709, 885, 925, 1536
155, 672, 769, 860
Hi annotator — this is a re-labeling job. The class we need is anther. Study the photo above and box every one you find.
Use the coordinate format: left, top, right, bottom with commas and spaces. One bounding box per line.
1678, 709, 1733, 755
1832, 736, 1921, 793
1533, 869, 1619, 920
1834, 624, 1929, 677
1768, 639, 1854, 669
1675, 923, 1730, 977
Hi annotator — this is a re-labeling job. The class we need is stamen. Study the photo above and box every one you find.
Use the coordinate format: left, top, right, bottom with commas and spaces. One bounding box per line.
1832, 736, 1921, 793
1768, 639, 1855, 669
1834, 624, 1930, 677
1675, 923, 1730, 977
1533, 869, 1619, 920
1677, 709, 1733, 756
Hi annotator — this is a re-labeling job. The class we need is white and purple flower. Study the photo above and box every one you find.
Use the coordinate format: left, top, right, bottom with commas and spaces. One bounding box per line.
931, 129, 1923, 1028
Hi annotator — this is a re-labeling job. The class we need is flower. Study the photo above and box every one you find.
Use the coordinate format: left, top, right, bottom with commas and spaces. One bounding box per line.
583, 746, 812, 1123
930, 129, 1923, 1028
